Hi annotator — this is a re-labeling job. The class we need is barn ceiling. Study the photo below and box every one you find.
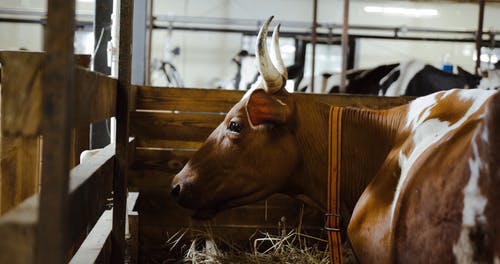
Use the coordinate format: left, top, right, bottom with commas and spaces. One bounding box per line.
357, 0, 500, 2
402, 0, 500, 2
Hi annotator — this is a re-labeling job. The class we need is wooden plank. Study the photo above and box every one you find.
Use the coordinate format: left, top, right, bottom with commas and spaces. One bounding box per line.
127, 192, 139, 264
69, 210, 112, 264
70, 193, 139, 263
70, 192, 137, 264
0, 137, 40, 214
128, 211, 139, 264
131, 148, 194, 173
128, 169, 172, 190
0, 144, 114, 263
70, 125, 90, 168
134, 86, 243, 112
0, 195, 38, 264
113, 0, 134, 262
36, 0, 75, 262
135, 139, 202, 149
69, 144, 114, 193
0, 54, 109, 215
134, 86, 413, 112
68, 144, 114, 247
130, 111, 224, 141
0, 52, 99, 137
75, 67, 117, 125
0, 51, 44, 136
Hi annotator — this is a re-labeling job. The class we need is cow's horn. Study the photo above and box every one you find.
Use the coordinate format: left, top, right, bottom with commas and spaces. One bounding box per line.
271, 24, 288, 80
256, 16, 284, 93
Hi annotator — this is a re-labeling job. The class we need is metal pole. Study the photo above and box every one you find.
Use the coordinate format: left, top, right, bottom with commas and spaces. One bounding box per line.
132, 0, 148, 85
475, 0, 485, 75
91, 0, 113, 149
36, 0, 75, 262
340, 0, 350, 93
310, 0, 318, 93
93, 0, 112, 75
146, 0, 153, 85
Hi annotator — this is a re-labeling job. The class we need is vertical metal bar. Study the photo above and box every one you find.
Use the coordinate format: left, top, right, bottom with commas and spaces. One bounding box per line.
348, 37, 356, 70
91, 0, 113, 149
36, 0, 75, 263
310, 0, 318, 93
93, 0, 112, 75
132, 0, 147, 85
146, 0, 153, 85
475, 0, 485, 75
340, 0, 350, 93
112, 0, 133, 262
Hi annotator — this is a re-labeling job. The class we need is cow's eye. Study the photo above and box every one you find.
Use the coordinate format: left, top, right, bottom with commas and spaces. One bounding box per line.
227, 121, 242, 133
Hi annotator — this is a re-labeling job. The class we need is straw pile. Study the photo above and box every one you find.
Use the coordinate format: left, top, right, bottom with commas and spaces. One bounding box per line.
156, 216, 342, 264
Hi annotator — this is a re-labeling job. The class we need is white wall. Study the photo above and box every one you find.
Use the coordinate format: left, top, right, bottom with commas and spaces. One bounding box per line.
152, 0, 500, 87
0, 0, 94, 51
1, 0, 499, 88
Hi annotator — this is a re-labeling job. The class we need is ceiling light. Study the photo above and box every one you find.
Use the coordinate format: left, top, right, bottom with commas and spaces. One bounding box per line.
474, 54, 499, 63
364, 6, 439, 18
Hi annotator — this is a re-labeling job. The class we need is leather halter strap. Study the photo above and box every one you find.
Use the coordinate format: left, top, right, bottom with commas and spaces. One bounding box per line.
327, 106, 344, 264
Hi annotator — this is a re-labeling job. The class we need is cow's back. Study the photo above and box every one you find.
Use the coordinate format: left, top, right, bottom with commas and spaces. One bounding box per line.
391, 90, 499, 263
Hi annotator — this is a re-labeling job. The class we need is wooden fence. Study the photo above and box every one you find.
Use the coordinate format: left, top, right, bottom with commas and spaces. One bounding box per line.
0, 0, 414, 262
0, 50, 122, 263
0, 52, 413, 262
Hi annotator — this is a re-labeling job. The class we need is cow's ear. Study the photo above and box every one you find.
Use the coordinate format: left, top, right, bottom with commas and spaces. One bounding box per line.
246, 89, 291, 127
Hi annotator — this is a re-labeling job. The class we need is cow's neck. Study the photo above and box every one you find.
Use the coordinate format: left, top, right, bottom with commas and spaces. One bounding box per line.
338, 107, 404, 216
288, 98, 405, 219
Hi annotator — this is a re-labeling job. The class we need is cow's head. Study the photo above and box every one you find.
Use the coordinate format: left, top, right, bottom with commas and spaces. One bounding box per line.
171, 17, 299, 219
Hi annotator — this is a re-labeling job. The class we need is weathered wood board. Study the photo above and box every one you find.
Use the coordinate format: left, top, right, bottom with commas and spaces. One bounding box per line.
0, 52, 113, 215
0, 144, 115, 263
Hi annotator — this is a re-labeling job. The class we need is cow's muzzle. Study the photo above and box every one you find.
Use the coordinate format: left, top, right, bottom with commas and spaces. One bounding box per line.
170, 177, 201, 209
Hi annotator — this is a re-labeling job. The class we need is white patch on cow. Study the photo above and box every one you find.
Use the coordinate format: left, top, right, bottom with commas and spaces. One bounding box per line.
495, 256, 500, 264
477, 70, 500, 90
382, 60, 426, 96
392, 89, 495, 221
478, 93, 492, 145
452, 138, 488, 263
404, 90, 439, 129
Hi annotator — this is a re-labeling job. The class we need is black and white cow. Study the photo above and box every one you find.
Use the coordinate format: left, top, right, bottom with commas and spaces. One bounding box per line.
329, 60, 498, 96
328, 63, 399, 94
378, 60, 482, 96
476, 69, 500, 91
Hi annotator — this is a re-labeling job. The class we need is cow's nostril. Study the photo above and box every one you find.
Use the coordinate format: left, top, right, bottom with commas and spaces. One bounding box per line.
171, 184, 181, 198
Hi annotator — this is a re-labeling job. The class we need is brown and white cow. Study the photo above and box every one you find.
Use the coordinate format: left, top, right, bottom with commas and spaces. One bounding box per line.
171, 17, 500, 263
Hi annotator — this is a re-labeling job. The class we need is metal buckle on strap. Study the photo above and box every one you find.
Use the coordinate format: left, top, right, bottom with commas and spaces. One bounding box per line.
324, 213, 342, 232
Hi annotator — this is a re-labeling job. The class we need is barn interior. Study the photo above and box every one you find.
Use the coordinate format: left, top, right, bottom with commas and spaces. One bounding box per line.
0, 0, 499, 263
